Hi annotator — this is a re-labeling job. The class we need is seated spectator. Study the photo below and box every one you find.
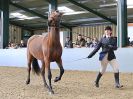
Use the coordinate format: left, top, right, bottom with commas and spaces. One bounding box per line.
84, 36, 87, 43
5, 42, 18, 49
130, 40, 133, 46
75, 34, 86, 48
85, 37, 92, 48
6, 42, 11, 49
64, 37, 73, 48
19, 40, 26, 48
9, 43, 17, 49
127, 37, 130, 46
90, 37, 99, 48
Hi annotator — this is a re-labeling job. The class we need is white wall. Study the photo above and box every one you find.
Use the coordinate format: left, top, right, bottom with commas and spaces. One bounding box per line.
34, 29, 46, 35
0, 48, 133, 72
0, 11, 3, 49
60, 31, 69, 47
128, 26, 133, 41
32, 31, 69, 48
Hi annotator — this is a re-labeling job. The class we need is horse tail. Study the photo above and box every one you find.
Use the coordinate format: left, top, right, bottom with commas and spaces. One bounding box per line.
32, 57, 41, 75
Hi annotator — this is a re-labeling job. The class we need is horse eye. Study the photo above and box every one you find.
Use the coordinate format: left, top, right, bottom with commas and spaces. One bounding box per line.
56, 10, 59, 13
50, 17, 54, 20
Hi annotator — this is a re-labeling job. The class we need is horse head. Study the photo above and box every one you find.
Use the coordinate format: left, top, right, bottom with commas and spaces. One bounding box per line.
48, 10, 63, 27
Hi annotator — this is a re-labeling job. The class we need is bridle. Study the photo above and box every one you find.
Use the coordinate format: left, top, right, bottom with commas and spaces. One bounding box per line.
48, 11, 62, 30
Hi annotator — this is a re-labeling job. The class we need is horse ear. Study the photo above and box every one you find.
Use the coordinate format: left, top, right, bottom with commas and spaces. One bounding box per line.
55, 10, 59, 13
51, 11, 55, 14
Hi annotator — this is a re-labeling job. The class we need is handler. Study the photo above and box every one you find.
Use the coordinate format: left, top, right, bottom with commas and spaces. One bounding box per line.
87, 26, 123, 88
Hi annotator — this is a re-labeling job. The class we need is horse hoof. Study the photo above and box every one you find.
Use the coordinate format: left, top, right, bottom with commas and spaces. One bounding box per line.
49, 91, 54, 95
115, 85, 123, 88
54, 77, 60, 82
44, 84, 49, 89
95, 83, 99, 88
26, 80, 30, 85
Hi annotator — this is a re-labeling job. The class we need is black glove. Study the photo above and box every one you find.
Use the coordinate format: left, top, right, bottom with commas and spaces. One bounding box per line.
87, 55, 91, 58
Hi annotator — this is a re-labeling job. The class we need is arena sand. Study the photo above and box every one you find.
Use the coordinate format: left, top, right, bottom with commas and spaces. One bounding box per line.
0, 66, 133, 99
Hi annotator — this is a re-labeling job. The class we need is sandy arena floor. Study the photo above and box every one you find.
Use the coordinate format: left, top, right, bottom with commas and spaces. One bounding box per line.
0, 66, 133, 99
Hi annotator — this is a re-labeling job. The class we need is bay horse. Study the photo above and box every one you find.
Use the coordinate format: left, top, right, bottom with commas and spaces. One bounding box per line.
26, 10, 64, 94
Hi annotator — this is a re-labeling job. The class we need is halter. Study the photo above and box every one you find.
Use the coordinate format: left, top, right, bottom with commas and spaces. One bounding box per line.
48, 23, 60, 29
48, 16, 60, 28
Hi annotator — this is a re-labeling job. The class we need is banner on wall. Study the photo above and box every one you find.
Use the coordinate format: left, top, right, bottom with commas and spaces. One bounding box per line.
0, 11, 3, 49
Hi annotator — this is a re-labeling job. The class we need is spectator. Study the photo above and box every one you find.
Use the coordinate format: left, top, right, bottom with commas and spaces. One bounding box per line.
130, 40, 133, 46
75, 34, 86, 48
64, 37, 73, 48
127, 37, 130, 46
85, 37, 92, 48
19, 40, 26, 48
90, 37, 99, 48
9, 43, 17, 49
6, 42, 11, 49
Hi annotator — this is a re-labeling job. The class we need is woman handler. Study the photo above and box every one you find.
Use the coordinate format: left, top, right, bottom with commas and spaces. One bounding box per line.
87, 26, 123, 88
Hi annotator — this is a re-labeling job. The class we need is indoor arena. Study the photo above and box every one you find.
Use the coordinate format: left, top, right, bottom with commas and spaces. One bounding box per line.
0, 0, 133, 99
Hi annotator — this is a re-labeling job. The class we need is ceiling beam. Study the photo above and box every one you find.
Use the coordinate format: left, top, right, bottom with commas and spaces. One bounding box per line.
10, 20, 70, 30
10, 2, 48, 19
66, 0, 117, 25
44, 0, 50, 3
60, 22, 71, 29
10, 20, 50, 30
10, 21, 34, 31
28, 25, 47, 30
10, 2, 71, 29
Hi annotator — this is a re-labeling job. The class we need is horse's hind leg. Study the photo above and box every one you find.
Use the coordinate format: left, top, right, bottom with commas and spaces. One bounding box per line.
54, 58, 64, 82
41, 61, 48, 88
45, 61, 54, 94
26, 53, 33, 84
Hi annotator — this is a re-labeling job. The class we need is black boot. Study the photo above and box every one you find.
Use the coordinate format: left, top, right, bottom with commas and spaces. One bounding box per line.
114, 72, 123, 88
95, 72, 102, 87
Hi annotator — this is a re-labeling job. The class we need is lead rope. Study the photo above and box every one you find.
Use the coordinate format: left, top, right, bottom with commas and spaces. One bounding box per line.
63, 57, 88, 66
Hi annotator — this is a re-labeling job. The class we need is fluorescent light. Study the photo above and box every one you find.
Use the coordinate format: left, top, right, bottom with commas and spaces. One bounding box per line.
100, 3, 117, 7
29, 8, 36, 10
58, 6, 74, 13
64, 11, 87, 15
70, 17, 103, 23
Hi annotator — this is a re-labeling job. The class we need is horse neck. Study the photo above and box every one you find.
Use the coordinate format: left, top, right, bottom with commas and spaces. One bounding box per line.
48, 27, 60, 46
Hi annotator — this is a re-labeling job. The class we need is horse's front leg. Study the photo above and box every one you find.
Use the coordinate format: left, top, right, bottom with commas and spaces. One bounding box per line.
54, 58, 64, 82
46, 61, 54, 94
41, 61, 48, 88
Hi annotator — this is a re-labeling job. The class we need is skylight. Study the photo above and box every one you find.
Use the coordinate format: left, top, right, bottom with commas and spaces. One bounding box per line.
10, 12, 39, 20
58, 6, 87, 15
116, 0, 133, 8
127, 0, 133, 5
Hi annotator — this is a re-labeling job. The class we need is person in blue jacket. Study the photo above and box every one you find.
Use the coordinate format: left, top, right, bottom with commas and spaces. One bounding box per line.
87, 26, 123, 88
